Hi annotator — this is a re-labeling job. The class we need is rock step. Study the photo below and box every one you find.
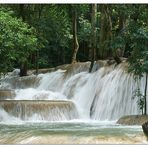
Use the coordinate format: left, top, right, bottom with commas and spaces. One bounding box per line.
0, 89, 15, 99
0, 100, 79, 121
117, 115, 148, 125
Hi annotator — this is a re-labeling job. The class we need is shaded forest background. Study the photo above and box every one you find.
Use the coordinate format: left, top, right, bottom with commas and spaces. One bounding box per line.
0, 4, 147, 115
0, 4, 147, 75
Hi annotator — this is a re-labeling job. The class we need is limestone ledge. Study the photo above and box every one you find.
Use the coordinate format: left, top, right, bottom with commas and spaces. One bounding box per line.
117, 115, 148, 125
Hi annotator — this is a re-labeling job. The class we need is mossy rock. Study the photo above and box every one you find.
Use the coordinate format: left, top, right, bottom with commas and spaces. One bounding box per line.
117, 115, 148, 125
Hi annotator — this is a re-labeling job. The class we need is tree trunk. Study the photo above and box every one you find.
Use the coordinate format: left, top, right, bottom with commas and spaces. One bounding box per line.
118, 12, 126, 57
19, 4, 28, 77
99, 5, 113, 59
61, 48, 65, 64
118, 11, 126, 33
89, 4, 97, 73
20, 61, 27, 77
38, 4, 44, 19
19, 4, 25, 21
144, 73, 148, 115
35, 51, 39, 75
105, 5, 112, 58
114, 6, 127, 60
113, 55, 122, 64
71, 5, 79, 64
99, 5, 106, 59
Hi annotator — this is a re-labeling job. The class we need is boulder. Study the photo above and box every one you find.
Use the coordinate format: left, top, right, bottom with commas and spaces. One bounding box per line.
142, 121, 148, 140
117, 115, 148, 125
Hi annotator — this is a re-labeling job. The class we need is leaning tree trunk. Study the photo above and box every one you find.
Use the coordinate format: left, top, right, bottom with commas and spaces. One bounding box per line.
89, 4, 97, 73
71, 5, 79, 64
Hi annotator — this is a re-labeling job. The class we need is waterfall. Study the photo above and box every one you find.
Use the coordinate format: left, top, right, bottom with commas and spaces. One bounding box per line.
0, 60, 147, 122
0, 100, 78, 121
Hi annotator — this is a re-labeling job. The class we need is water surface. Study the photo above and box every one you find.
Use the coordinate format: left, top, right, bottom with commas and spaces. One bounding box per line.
0, 121, 146, 144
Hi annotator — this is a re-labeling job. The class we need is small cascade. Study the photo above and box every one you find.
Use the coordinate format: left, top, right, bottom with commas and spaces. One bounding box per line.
62, 64, 115, 119
90, 64, 138, 120
0, 75, 40, 89
0, 60, 147, 122
14, 88, 67, 100
0, 100, 79, 121
37, 70, 66, 91
60, 61, 148, 120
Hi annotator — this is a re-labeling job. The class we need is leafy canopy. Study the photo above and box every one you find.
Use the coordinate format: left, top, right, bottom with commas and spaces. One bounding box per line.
0, 9, 39, 74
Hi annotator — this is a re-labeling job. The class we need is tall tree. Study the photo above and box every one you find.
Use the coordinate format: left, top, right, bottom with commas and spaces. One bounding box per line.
99, 4, 112, 59
89, 4, 97, 72
71, 5, 79, 63
111, 5, 128, 63
0, 9, 39, 77
19, 4, 28, 76
128, 5, 148, 114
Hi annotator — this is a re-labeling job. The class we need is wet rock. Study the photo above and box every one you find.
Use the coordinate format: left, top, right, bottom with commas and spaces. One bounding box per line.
142, 121, 148, 140
117, 115, 148, 125
0, 89, 15, 99
0, 100, 79, 121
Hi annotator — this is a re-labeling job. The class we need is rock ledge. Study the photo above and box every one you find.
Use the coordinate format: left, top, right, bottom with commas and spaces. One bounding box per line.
117, 115, 148, 125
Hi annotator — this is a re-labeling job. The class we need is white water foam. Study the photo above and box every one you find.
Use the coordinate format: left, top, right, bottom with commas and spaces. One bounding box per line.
15, 88, 67, 100
0, 108, 22, 124
0, 61, 148, 122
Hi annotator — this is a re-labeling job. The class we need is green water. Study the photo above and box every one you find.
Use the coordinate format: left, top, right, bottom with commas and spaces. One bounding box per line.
0, 121, 144, 144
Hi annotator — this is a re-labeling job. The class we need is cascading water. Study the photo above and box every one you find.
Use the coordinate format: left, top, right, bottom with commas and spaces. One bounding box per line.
61, 61, 147, 120
0, 100, 78, 121
0, 60, 147, 122
0, 60, 147, 144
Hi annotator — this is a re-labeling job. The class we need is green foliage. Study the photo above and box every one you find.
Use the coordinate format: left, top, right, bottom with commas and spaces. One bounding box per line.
110, 36, 125, 51
0, 4, 147, 70
30, 5, 72, 67
128, 26, 148, 78
132, 88, 145, 115
0, 8, 39, 75
78, 14, 91, 43
127, 15, 148, 114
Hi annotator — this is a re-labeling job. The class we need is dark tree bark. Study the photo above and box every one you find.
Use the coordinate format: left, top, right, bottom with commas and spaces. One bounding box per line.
99, 5, 112, 59
114, 5, 127, 60
99, 4, 106, 59
20, 61, 27, 77
144, 73, 148, 115
113, 55, 122, 64
35, 51, 39, 75
19, 4, 28, 77
38, 4, 45, 19
71, 5, 79, 64
19, 4, 25, 21
89, 4, 97, 73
